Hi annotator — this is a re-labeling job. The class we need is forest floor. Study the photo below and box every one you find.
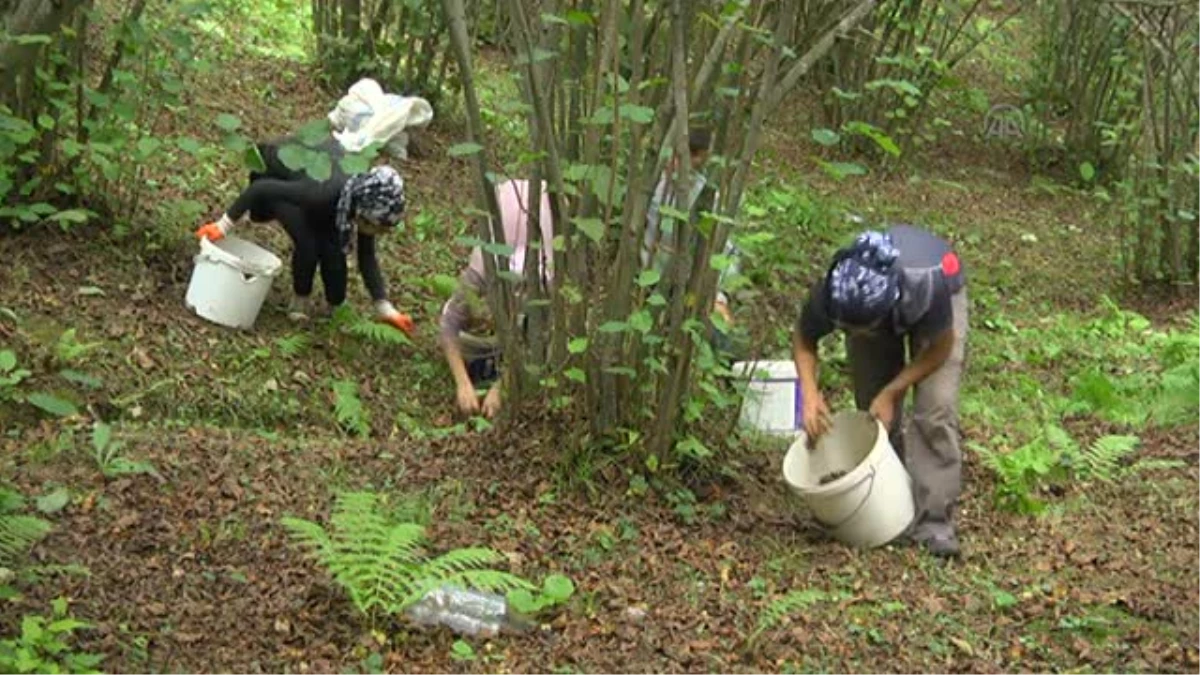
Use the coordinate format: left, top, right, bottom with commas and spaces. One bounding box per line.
1, 5, 1197, 674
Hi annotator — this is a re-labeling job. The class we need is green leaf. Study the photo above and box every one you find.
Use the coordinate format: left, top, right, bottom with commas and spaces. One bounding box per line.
176, 137, 203, 155
507, 588, 541, 614
448, 142, 484, 157
817, 160, 868, 181
15, 34, 53, 45
636, 269, 661, 288
647, 293, 667, 307
0, 350, 15, 372
136, 137, 162, 157
567, 338, 589, 354
618, 104, 655, 124
49, 209, 90, 225
1079, 162, 1096, 181
297, 119, 331, 146
47, 618, 90, 633
60, 369, 101, 389
93, 422, 112, 452
542, 574, 575, 602
574, 217, 605, 243
278, 143, 308, 171
450, 640, 476, 661
26, 392, 78, 417
37, 114, 55, 130
244, 144, 266, 172
598, 321, 628, 333
340, 153, 372, 175
214, 113, 241, 132
628, 310, 653, 333
305, 153, 332, 182
51, 596, 67, 617
36, 488, 70, 515
811, 128, 840, 146
565, 368, 587, 383
565, 9, 595, 25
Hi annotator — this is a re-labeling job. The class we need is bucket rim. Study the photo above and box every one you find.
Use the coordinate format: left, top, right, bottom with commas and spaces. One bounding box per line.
199, 235, 283, 277
781, 410, 887, 496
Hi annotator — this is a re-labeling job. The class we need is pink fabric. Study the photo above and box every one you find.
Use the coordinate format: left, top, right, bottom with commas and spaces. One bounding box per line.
467, 179, 556, 280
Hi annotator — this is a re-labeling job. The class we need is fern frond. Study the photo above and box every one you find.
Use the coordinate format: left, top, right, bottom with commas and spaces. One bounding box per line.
752, 590, 832, 641
1074, 434, 1140, 483
349, 320, 412, 346
0, 514, 53, 566
0, 487, 23, 512
420, 547, 507, 576
275, 333, 310, 358
332, 380, 370, 437
1121, 458, 1188, 478
280, 517, 334, 559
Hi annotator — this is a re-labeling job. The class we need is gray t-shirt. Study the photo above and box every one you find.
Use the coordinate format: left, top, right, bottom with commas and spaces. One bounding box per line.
797, 224, 964, 344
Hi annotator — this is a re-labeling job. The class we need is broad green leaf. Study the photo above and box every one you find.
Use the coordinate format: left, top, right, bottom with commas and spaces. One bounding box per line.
818, 160, 868, 181
340, 153, 372, 175
0, 350, 15, 372
448, 142, 484, 157
1079, 162, 1096, 181
26, 392, 78, 417
647, 293, 667, 307
618, 104, 655, 124
598, 321, 629, 333
36, 488, 70, 514
565, 9, 594, 25
542, 574, 575, 601
244, 144, 266, 172
278, 144, 308, 171
60, 369, 101, 388
507, 588, 540, 614
136, 137, 162, 157
176, 137, 203, 155
636, 269, 661, 287
573, 217, 605, 243
214, 113, 241, 132
811, 128, 840, 146
628, 310, 653, 333
565, 368, 586, 383
93, 422, 112, 452
297, 118, 331, 146
37, 114, 55, 130
540, 12, 568, 25
15, 34, 53, 45
305, 153, 332, 182
567, 338, 589, 354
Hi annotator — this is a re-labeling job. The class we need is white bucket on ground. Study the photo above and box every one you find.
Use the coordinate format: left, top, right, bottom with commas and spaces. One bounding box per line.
185, 236, 283, 330
734, 360, 804, 436
782, 410, 915, 548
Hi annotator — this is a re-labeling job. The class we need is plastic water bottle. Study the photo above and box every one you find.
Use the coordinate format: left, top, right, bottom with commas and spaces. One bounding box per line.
405, 586, 510, 637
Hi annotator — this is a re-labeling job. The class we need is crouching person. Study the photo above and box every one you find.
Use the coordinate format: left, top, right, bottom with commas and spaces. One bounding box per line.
441, 179, 555, 418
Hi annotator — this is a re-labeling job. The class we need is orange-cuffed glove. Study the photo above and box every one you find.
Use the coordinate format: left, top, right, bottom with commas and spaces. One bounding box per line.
375, 300, 416, 337
196, 214, 233, 242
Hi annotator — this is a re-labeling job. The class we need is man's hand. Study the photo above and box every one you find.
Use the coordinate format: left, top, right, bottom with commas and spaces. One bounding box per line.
869, 386, 903, 430
481, 386, 502, 418
375, 300, 416, 336
803, 389, 832, 440
456, 383, 481, 416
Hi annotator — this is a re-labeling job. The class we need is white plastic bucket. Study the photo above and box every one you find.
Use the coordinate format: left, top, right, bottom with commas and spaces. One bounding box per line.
782, 410, 915, 548
185, 236, 283, 330
734, 360, 804, 436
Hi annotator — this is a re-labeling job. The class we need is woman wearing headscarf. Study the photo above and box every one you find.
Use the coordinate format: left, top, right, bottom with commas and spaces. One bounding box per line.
195, 138, 414, 334
792, 224, 968, 557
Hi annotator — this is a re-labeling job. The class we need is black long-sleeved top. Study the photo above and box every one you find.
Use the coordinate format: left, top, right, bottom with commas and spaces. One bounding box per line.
227, 137, 387, 302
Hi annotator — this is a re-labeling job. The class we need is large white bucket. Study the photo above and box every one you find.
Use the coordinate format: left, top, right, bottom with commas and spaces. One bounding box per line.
734, 360, 804, 436
782, 410, 915, 548
185, 236, 283, 330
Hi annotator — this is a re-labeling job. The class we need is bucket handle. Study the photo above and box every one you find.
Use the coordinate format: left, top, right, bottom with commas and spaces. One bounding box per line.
811, 466, 876, 532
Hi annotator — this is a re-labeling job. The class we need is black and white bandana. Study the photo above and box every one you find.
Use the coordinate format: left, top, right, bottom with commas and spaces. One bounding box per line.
826, 230, 901, 328
335, 165, 406, 253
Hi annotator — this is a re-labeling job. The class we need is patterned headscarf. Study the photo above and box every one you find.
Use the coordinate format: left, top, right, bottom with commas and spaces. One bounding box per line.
335, 165, 406, 253
825, 230, 901, 328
